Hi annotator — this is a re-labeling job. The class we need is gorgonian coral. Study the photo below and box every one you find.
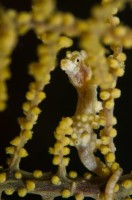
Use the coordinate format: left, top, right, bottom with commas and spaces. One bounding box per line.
0, 0, 132, 200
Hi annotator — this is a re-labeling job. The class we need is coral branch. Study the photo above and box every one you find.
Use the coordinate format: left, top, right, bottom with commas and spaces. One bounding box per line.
0, 9, 18, 111
0, 169, 132, 200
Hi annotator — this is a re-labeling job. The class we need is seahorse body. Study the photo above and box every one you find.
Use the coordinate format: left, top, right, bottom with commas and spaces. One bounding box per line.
61, 50, 105, 176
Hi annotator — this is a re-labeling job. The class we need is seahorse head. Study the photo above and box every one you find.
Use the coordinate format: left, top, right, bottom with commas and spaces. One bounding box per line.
60, 50, 92, 88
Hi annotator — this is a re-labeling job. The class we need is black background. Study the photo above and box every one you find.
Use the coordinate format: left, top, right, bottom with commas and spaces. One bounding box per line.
0, 0, 132, 199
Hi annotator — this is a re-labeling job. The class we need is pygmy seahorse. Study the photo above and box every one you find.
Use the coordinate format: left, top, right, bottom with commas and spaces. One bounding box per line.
61, 50, 105, 176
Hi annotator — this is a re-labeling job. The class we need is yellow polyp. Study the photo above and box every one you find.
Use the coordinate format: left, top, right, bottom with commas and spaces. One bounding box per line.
54, 132, 61, 140
10, 136, 21, 146
111, 162, 120, 172
80, 114, 88, 122
22, 102, 31, 112
22, 130, 32, 140
41, 32, 59, 43
60, 117, 73, 128
122, 180, 132, 189
58, 36, 73, 48
64, 127, 73, 135
22, 121, 33, 130
75, 193, 84, 200
26, 180, 36, 191
63, 13, 75, 26
112, 117, 117, 125
36, 92, 46, 101
15, 171, 22, 179
102, 34, 113, 45
112, 17, 120, 25
33, 170, 43, 178
39, 54, 53, 65
91, 121, 100, 129
1, 69, 11, 79
108, 128, 117, 138
68, 171, 78, 178
54, 142, 63, 150
17, 12, 31, 24
99, 118, 106, 126
115, 68, 125, 77
51, 175, 61, 185
6, 9, 17, 18
43, 74, 51, 83
31, 106, 41, 115
26, 90, 36, 101
52, 155, 61, 165
101, 136, 110, 145
49, 13, 63, 26
123, 38, 132, 48
61, 189, 71, 198
53, 148, 60, 155
83, 172, 92, 179
18, 148, 28, 158
100, 91, 110, 100
108, 58, 119, 69
0, 91, 8, 102
76, 20, 88, 32
100, 145, 110, 155
4, 188, 14, 195
114, 184, 119, 192
63, 137, 70, 146
104, 99, 114, 109
71, 133, 77, 139
18, 188, 27, 197
55, 129, 63, 137
28, 82, 36, 90
18, 26, 30, 36
111, 7, 118, 15
111, 88, 121, 99
49, 147, 54, 154
33, 114, 39, 122
102, 167, 110, 176
105, 152, 115, 163
39, 53, 55, 65
0, 172, 6, 183
114, 26, 127, 37
62, 147, 70, 156
6, 146, 15, 154
116, 53, 127, 62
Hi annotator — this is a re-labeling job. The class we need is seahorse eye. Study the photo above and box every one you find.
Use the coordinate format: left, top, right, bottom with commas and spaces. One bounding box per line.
74, 57, 80, 63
